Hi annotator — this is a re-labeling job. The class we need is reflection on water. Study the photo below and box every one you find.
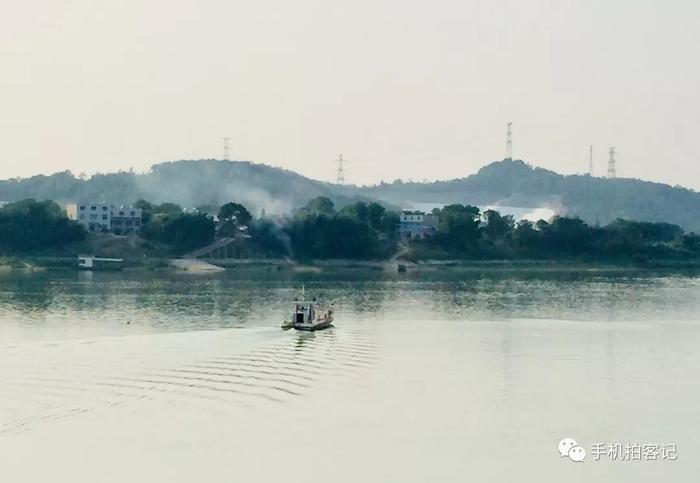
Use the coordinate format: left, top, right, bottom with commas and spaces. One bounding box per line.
2, 270, 700, 341
1, 269, 699, 482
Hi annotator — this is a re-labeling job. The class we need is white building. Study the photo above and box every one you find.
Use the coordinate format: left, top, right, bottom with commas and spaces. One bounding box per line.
399, 212, 425, 223
67, 203, 111, 232
66, 203, 142, 234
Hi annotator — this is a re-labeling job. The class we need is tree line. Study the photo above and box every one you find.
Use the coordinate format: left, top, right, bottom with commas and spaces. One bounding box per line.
1, 197, 699, 264
0, 200, 85, 253
134, 197, 398, 258
407, 205, 700, 262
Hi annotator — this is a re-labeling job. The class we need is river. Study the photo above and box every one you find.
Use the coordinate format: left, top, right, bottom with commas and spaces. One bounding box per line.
1, 269, 699, 482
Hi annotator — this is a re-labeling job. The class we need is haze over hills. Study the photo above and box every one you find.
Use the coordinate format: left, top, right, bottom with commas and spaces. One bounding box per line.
0, 160, 336, 216
1, 159, 699, 232
363, 160, 700, 232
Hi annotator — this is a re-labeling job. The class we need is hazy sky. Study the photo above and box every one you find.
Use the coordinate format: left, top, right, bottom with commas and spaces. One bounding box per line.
1, 0, 699, 188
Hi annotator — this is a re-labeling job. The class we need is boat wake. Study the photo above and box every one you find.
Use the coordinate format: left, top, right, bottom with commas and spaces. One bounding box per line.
0, 325, 378, 435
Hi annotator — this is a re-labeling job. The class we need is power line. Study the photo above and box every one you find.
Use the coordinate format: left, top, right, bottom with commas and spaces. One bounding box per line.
336, 154, 345, 184
222, 137, 231, 161
607, 147, 617, 178
505, 122, 513, 160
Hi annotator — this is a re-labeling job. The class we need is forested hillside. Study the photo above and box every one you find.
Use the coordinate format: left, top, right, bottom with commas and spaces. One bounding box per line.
360, 160, 700, 232
1, 159, 699, 232
0, 161, 341, 216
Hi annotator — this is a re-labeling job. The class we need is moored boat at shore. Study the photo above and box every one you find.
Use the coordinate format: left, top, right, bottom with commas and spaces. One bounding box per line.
77, 255, 124, 271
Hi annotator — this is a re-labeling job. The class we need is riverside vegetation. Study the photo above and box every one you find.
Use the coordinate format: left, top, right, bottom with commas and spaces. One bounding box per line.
1, 197, 700, 267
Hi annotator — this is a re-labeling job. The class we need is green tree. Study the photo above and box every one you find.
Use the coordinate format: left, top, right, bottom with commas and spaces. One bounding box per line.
0, 199, 85, 253
161, 213, 215, 253
156, 202, 183, 215
134, 199, 155, 212
512, 220, 543, 257
299, 196, 335, 217
433, 204, 481, 254
249, 219, 288, 257
142, 212, 214, 253
134, 199, 155, 224
481, 210, 515, 241
286, 210, 389, 260
218, 202, 252, 226
540, 216, 594, 256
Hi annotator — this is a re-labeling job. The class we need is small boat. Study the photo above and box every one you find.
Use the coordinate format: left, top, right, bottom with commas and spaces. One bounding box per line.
77, 255, 124, 271
282, 289, 334, 331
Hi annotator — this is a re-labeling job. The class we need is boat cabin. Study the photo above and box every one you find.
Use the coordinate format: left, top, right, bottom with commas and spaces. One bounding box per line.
293, 303, 315, 325
282, 290, 334, 331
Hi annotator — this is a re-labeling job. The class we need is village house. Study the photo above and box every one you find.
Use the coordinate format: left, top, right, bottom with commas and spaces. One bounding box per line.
397, 210, 439, 240
66, 203, 142, 234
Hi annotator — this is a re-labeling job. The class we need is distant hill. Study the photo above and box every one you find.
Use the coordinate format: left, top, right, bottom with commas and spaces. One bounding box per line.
0, 160, 338, 216
357, 160, 700, 232
1, 158, 699, 232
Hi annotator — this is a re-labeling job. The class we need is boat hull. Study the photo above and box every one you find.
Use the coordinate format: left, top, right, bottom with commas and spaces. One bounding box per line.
282, 299, 335, 331
293, 320, 333, 331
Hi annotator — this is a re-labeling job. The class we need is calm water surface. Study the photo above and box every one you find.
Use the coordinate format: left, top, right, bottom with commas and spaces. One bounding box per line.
1, 269, 699, 482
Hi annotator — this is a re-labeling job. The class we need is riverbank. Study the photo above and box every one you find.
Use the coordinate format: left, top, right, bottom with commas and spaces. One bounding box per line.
3, 255, 700, 274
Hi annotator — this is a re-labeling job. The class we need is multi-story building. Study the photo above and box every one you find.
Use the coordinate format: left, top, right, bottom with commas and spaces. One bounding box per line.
66, 203, 112, 232
110, 206, 143, 235
397, 211, 439, 240
66, 203, 142, 234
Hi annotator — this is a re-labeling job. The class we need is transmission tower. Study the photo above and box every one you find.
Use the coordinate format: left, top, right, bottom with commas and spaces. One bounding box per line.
607, 147, 616, 178
222, 137, 231, 161
589, 145, 594, 176
336, 154, 345, 184
505, 122, 513, 160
